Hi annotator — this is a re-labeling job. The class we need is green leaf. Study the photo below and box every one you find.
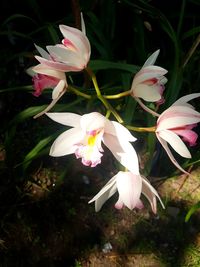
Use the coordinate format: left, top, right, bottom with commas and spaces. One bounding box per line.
89, 60, 139, 73
1, 14, 36, 27
185, 201, 200, 222
8, 106, 48, 127
22, 135, 56, 171
182, 27, 200, 40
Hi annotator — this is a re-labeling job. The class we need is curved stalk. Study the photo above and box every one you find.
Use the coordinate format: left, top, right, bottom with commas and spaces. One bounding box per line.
135, 97, 160, 117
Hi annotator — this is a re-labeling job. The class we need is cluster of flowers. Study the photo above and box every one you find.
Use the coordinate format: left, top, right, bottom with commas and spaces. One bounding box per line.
28, 14, 200, 213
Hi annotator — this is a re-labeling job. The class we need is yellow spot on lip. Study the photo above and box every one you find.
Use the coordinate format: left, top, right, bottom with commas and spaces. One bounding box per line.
87, 134, 97, 146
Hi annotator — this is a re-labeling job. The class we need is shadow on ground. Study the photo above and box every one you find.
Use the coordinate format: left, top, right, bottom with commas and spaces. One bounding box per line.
0, 154, 200, 267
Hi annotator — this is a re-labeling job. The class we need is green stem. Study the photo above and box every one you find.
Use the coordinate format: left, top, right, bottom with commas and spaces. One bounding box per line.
104, 90, 131, 99
85, 67, 124, 123
126, 125, 156, 132
85, 67, 101, 96
68, 85, 91, 99
101, 95, 124, 123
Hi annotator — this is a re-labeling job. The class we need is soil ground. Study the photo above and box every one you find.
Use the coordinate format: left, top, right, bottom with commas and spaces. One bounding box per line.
1, 151, 200, 267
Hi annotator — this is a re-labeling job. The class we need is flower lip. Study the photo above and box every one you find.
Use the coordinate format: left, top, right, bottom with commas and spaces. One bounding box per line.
46, 112, 138, 172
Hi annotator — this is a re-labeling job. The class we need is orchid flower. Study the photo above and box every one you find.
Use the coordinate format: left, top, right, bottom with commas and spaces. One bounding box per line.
34, 14, 91, 72
89, 171, 164, 213
156, 93, 200, 174
31, 64, 67, 99
27, 64, 67, 118
46, 112, 139, 174
130, 50, 167, 112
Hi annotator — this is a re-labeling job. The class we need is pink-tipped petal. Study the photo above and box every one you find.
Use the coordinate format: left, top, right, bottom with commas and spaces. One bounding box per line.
116, 172, 142, 210
59, 24, 91, 60
133, 66, 167, 85
157, 106, 200, 130
135, 199, 144, 210
115, 197, 124, 209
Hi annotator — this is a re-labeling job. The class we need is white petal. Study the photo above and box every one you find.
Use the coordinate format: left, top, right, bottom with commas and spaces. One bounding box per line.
46, 112, 81, 127
157, 107, 200, 131
156, 134, 191, 174
59, 24, 90, 57
95, 183, 117, 212
49, 127, 83, 156
133, 66, 167, 85
32, 64, 66, 80
89, 176, 117, 212
103, 134, 139, 174
81, 12, 86, 35
47, 46, 84, 67
133, 83, 161, 102
142, 177, 165, 213
81, 112, 107, 131
52, 80, 66, 100
116, 172, 142, 210
105, 120, 137, 142
158, 130, 191, 158
35, 44, 50, 59
173, 93, 200, 106
143, 49, 160, 67
157, 116, 200, 131
35, 55, 81, 72
156, 110, 200, 132
26, 66, 35, 77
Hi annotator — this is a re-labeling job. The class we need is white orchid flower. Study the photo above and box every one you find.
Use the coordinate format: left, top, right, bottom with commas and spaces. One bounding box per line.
131, 50, 168, 103
27, 64, 68, 118
156, 93, 200, 174
31, 64, 67, 99
46, 112, 139, 173
34, 14, 91, 72
89, 171, 164, 213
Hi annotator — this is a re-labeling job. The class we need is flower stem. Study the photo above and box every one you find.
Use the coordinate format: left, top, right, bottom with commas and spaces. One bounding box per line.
85, 67, 101, 96
126, 125, 156, 132
68, 85, 91, 99
85, 67, 124, 123
135, 97, 160, 117
104, 90, 131, 99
